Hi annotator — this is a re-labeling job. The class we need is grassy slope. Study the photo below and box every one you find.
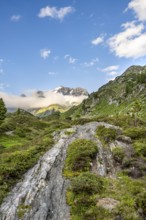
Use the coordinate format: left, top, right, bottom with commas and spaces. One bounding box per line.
61, 65, 146, 120
0, 110, 71, 204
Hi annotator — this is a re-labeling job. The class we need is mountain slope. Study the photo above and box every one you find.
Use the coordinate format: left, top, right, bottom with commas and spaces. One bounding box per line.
63, 65, 146, 120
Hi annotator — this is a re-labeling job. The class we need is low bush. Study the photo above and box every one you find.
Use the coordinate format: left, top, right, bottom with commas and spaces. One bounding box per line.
124, 127, 146, 140
112, 147, 125, 164
133, 141, 146, 157
71, 172, 104, 194
64, 139, 98, 177
66, 173, 106, 220
136, 192, 146, 218
96, 125, 117, 143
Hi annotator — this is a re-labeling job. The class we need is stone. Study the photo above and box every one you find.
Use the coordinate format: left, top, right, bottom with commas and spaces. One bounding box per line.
97, 198, 120, 211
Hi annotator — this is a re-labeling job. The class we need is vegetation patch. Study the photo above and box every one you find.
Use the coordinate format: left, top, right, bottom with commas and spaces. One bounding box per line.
96, 125, 118, 144
71, 172, 104, 194
133, 141, 146, 158
63, 139, 98, 178
112, 147, 125, 164
64, 129, 75, 136
124, 127, 146, 140
66, 173, 107, 220
17, 203, 31, 219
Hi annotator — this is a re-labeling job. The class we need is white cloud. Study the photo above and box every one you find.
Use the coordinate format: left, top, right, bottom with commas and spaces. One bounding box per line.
38, 6, 75, 21
83, 58, 99, 67
127, 0, 146, 21
0, 89, 87, 109
64, 54, 78, 64
101, 65, 119, 77
108, 21, 146, 58
91, 36, 104, 45
102, 65, 119, 72
40, 49, 51, 59
11, 15, 22, 22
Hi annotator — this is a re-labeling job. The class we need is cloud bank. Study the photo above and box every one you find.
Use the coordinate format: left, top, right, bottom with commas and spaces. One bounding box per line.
0, 90, 87, 109
127, 0, 146, 21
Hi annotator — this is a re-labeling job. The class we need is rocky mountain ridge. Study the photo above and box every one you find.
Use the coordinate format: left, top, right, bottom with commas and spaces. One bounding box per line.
53, 86, 89, 97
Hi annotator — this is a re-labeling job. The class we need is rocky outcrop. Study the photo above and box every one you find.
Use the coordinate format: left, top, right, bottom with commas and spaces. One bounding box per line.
0, 122, 133, 220
54, 86, 89, 97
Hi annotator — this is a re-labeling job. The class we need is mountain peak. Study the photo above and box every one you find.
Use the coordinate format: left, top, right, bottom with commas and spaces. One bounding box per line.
53, 86, 89, 97
123, 65, 145, 76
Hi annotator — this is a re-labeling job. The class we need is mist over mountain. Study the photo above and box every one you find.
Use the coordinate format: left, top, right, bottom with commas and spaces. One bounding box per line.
0, 86, 88, 110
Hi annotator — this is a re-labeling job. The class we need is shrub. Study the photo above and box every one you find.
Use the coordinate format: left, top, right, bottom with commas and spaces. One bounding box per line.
67, 172, 106, 220
96, 125, 117, 143
124, 127, 146, 140
136, 192, 146, 218
112, 147, 125, 164
134, 141, 146, 157
71, 172, 104, 194
64, 139, 98, 176
84, 206, 111, 220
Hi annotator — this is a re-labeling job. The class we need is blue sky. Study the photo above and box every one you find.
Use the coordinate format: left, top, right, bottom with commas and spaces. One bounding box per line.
0, 0, 146, 95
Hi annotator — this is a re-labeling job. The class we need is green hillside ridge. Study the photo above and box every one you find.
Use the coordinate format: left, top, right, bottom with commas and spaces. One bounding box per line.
62, 65, 146, 120
31, 104, 69, 117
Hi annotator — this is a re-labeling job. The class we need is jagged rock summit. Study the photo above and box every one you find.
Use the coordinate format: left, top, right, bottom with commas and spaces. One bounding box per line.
53, 86, 89, 97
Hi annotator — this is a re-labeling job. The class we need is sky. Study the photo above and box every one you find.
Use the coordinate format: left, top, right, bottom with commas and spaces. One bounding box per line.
0, 0, 146, 98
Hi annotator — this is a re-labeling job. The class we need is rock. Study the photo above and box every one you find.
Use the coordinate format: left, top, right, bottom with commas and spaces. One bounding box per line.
97, 198, 120, 211
54, 86, 89, 97
116, 135, 132, 144
128, 167, 143, 178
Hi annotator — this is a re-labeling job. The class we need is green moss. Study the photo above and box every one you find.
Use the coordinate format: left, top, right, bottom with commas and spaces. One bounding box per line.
63, 139, 98, 178
112, 147, 125, 164
124, 127, 146, 140
71, 172, 104, 194
64, 130, 75, 136
67, 173, 106, 220
136, 192, 146, 218
96, 125, 117, 143
17, 204, 31, 219
133, 140, 146, 158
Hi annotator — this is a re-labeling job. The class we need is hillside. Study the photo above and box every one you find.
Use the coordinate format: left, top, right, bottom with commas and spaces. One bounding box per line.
30, 104, 69, 117
63, 65, 146, 120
